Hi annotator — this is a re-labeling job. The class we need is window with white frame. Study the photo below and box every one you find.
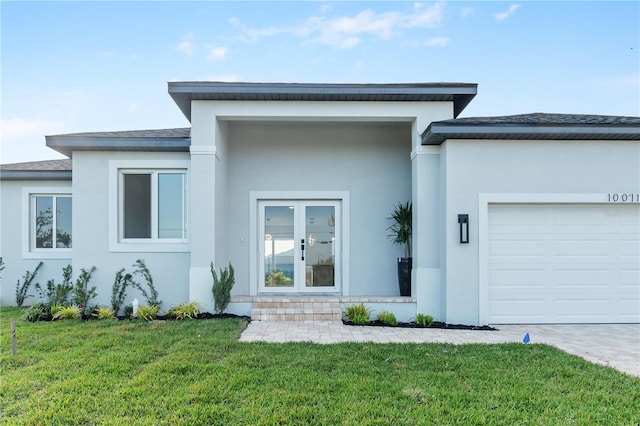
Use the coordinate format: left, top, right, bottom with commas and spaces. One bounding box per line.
31, 194, 72, 250
119, 170, 187, 241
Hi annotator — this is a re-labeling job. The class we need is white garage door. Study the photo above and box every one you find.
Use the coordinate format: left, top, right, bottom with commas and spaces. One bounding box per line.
488, 204, 640, 324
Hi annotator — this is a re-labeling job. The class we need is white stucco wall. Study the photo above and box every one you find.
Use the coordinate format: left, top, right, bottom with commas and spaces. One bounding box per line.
441, 138, 640, 325
0, 180, 72, 305
72, 151, 191, 311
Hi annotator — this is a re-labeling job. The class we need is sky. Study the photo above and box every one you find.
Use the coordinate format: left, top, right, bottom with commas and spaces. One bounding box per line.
1, 1, 639, 164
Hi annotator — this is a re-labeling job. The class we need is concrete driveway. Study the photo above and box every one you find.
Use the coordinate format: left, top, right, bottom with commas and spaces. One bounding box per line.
240, 322, 640, 377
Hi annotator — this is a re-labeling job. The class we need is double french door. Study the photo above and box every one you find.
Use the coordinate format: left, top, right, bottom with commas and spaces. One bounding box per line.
258, 200, 341, 293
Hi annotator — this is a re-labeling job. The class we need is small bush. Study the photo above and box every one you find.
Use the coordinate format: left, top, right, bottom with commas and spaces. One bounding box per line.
124, 304, 134, 318
377, 310, 398, 326
344, 303, 372, 325
72, 266, 97, 316
111, 268, 134, 315
415, 313, 434, 327
52, 305, 81, 320
15, 262, 43, 307
93, 307, 116, 320
50, 304, 65, 316
35, 265, 73, 307
133, 259, 161, 308
22, 302, 51, 322
167, 302, 200, 320
211, 262, 235, 314
136, 304, 159, 321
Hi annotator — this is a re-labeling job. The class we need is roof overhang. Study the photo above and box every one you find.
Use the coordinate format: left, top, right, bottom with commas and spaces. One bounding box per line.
422, 119, 640, 145
45, 129, 191, 157
168, 82, 478, 122
0, 159, 73, 181
0, 170, 72, 181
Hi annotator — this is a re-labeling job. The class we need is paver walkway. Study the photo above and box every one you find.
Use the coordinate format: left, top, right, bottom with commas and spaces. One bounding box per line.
240, 322, 640, 377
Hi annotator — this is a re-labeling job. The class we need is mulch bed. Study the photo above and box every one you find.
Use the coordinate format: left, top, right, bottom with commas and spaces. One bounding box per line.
343, 320, 496, 331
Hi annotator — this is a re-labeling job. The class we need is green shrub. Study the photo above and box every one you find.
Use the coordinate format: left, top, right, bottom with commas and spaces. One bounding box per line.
124, 304, 134, 318
133, 259, 162, 308
15, 262, 43, 307
377, 310, 398, 326
111, 268, 134, 315
344, 303, 372, 325
211, 262, 235, 314
72, 266, 97, 316
50, 304, 64, 316
52, 305, 81, 320
415, 313, 434, 327
93, 307, 116, 320
136, 304, 159, 321
167, 301, 200, 320
22, 302, 51, 322
35, 264, 73, 307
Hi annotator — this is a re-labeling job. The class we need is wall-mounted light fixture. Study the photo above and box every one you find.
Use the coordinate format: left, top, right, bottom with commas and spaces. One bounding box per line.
458, 214, 469, 244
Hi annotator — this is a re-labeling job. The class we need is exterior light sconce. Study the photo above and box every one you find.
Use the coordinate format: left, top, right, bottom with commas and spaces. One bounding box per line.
458, 214, 469, 244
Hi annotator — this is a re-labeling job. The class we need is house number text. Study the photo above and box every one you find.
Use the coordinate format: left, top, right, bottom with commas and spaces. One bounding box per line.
607, 193, 639, 202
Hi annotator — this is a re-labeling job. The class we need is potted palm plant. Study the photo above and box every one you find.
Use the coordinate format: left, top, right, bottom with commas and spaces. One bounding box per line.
387, 201, 412, 296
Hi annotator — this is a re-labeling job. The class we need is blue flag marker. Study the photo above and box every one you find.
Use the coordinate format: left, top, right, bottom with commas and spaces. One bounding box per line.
522, 333, 530, 344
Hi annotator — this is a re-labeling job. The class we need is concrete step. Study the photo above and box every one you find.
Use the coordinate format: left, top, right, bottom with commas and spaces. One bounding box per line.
251, 297, 342, 322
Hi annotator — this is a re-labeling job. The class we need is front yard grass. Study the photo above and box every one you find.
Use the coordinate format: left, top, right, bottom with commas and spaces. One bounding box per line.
1, 307, 638, 425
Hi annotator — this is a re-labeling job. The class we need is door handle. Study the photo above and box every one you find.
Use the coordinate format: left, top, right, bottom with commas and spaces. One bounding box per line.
301, 239, 305, 261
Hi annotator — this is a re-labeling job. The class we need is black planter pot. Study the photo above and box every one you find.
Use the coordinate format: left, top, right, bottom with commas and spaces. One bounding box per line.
397, 257, 412, 297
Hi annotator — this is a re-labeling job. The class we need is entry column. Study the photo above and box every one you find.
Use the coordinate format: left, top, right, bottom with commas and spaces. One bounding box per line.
188, 105, 217, 312
412, 116, 443, 321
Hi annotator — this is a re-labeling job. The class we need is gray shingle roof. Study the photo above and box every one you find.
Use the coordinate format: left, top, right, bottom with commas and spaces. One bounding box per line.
0, 159, 72, 180
422, 113, 640, 145
51, 128, 191, 138
46, 128, 191, 157
168, 81, 478, 121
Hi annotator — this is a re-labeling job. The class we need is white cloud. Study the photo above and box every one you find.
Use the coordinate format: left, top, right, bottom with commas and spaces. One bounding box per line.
1, 118, 64, 139
206, 46, 228, 61
232, 2, 446, 50
495, 4, 521, 21
460, 7, 475, 18
176, 33, 196, 56
129, 102, 139, 113
423, 36, 450, 47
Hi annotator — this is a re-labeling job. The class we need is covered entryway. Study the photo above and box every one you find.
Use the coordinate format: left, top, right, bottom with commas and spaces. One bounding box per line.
487, 203, 640, 323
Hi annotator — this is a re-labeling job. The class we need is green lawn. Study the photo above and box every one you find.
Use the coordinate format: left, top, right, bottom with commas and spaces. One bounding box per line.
1, 307, 638, 425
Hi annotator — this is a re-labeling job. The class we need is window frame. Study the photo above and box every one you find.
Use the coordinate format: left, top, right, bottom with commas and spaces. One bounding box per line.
109, 160, 190, 253
21, 187, 73, 260
30, 194, 73, 251
118, 169, 188, 242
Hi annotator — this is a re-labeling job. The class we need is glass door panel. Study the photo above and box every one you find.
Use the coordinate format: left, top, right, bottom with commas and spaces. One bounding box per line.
305, 206, 335, 287
259, 200, 340, 293
264, 205, 295, 288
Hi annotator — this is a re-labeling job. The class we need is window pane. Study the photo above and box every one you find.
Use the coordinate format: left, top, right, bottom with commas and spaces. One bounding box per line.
35, 196, 53, 248
124, 174, 151, 238
158, 173, 185, 238
55, 197, 73, 248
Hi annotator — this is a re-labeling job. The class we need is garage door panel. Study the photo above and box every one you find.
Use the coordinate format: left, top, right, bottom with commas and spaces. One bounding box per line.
487, 204, 640, 324
490, 239, 545, 256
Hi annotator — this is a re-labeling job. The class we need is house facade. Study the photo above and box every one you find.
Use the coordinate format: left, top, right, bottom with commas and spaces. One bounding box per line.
1, 82, 639, 325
